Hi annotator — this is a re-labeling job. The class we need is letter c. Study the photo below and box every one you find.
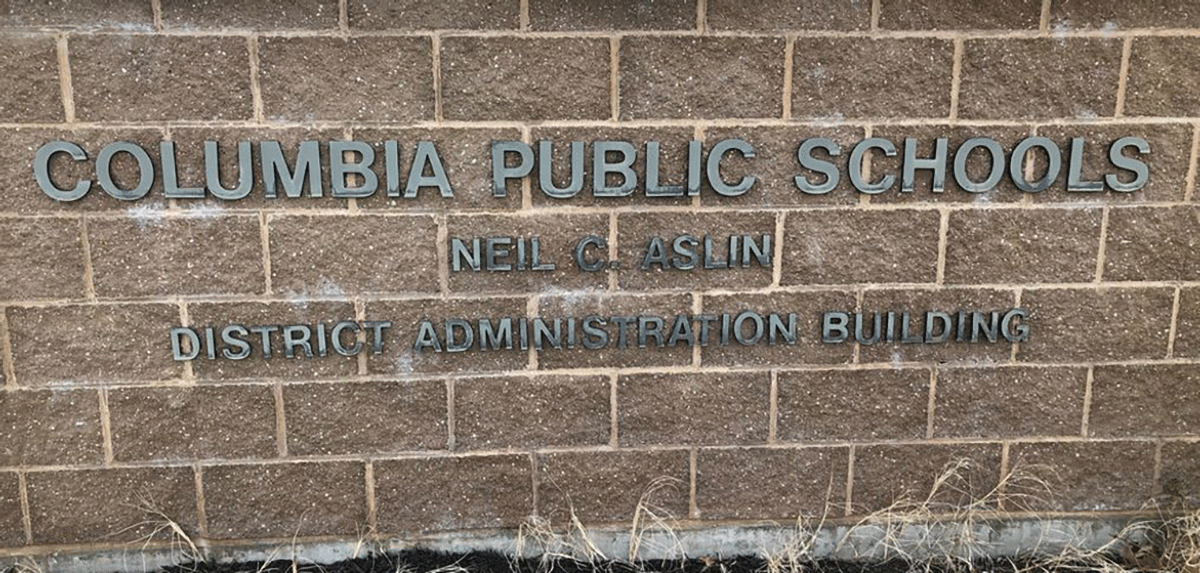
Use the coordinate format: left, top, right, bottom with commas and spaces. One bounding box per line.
34, 141, 91, 201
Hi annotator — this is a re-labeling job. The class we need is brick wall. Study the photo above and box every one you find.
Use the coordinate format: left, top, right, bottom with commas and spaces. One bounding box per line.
1, 0, 1198, 553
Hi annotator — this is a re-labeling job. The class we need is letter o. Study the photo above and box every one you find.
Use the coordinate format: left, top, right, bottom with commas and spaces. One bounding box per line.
97, 142, 154, 201
1009, 137, 1061, 193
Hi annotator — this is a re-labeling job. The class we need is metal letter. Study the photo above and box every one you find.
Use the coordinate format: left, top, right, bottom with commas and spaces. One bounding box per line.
849, 138, 896, 194
1010, 136, 1060, 193
330, 141, 378, 198
537, 140, 584, 198
262, 140, 322, 198
405, 141, 452, 198
593, 141, 637, 197
1106, 136, 1151, 193
96, 142, 154, 201
953, 137, 1004, 193
161, 141, 204, 199
707, 138, 756, 197
1067, 137, 1104, 193
491, 141, 533, 197
795, 138, 840, 195
902, 137, 948, 193
204, 140, 253, 200
34, 141, 90, 201
645, 141, 684, 197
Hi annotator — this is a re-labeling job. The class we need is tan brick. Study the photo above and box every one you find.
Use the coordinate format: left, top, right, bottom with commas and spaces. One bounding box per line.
284, 380, 447, 456
1176, 287, 1200, 358
934, 366, 1086, 438
704, 125, 864, 207
108, 385, 276, 462
530, 0, 694, 30
374, 454, 532, 532
168, 126, 349, 210
535, 292, 694, 370
71, 35, 252, 121
1090, 365, 1200, 437
1160, 442, 1200, 506
696, 446, 849, 520
446, 213, 609, 294
1031, 124, 1193, 203
356, 127, 523, 211
0, 127, 166, 214
879, 0, 1040, 29
622, 36, 785, 119
0, 473, 22, 548
7, 303, 183, 385
89, 216, 265, 298
852, 444, 1002, 513
1127, 38, 1200, 117
0, 389, 103, 466
791, 38, 954, 120
619, 372, 769, 446
777, 368, 929, 442
441, 37, 610, 121
1017, 287, 1175, 362
349, 0, 519, 30
0, 35, 62, 122
269, 214, 438, 296
1051, 0, 1200, 29
203, 461, 366, 539
781, 210, 941, 285
869, 125, 1033, 203
616, 211, 775, 291
27, 467, 197, 545
707, 0, 868, 31
455, 375, 609, 450
944, 208, 1102, 284
162, 0, 339, 29
959, 39, 1122, 120
258, 37, 433, 122
857, 288, 1018, 364
366, 297, 529, 376
187, 301, 359, 381
1008, 441, 1155, 511
700, 290, 857, 368
1103, 207, 1200, 282
537, 449, 689, 524
0, 1, 152, 29
0, 218, 86, 301
527, 126, 695, 207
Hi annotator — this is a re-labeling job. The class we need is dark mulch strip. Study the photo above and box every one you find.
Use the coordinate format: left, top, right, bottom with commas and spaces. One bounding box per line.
153, 549, 1136, 573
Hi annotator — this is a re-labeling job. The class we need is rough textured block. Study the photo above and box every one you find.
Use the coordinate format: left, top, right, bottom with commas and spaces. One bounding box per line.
777, 368, 930, 442
349, 0, 519, 30
791, 38, 953, 120
454, 375, 609, 450
958, 39, 1122, 120
696, 446, 849, 520
89, 216, 265, 298
108, 385, 276, 462
1128, 38, 1200, 117
781, 210, 941, 285
0, 35, 62, 123
71, 35, 252, 121
0, 389, 103, 466
269, 214, 438, 296
7, 303, 183, 385
616, 211, 775, 290
1018, 287, 1174, 362
1103, 207, 1200, 282
852, 444, 1002, 513
1159, 442, 1200, 505
530, 0, 694, 30
258, 37, 433, 122
0, 1, 152, 28
203, 462, 365, 539
374, 455, 532, 532
869, 124, 1033, 203
704, 125, 864, 207
27, 467, 197, 545
618, 372, 770, 446
1051, 0, 1200, 29
879, 0, 1040, 29
700, 290, 857, 367
0, 473, 22, 548
446, 213, 609, 294
1031, 123, 1193, 203
538, 449, 689, 524
535, 293, 694, 370
284, 380, 447, 455
0, 218, 86, 300
622, 36, 785, 119
366, 297, 529, 376
527, 126, 694, 207
162, 0, 338, 29
1008, 441, 1156, 511
355, 127, 523, 211
944, 208, 1102, 284
441, 37, 610, 121
934, 366, 1086, 438
707, 0, 868, 30
1090, 365, 1200, 437
1176, 287, 1200, 358
187, 301, 359, 381
857, 288, 1018, 364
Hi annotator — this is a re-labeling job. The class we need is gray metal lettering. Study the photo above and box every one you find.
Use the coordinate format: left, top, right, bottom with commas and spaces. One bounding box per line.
795, 137, 840, 195
97, 142, 153, 201
204, 140, 253, 200
34, 141, 90, 201
491, 141, 532, 197
330, 141, 378, 198
537, 140, 584, 198
707, 138, 756, 197
645, 141, 684, 197
1067, 137, 1104, 193
953, 137, 1004, 193
593, 141, 637, 197
1010, 136, 1060, 193
262, 140, 322, 198
849, 138, 896, 194
902, 137, 948, 193
406, 141, 452, 198
161, 141, 204, 199
1107, 136, 1151, 193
